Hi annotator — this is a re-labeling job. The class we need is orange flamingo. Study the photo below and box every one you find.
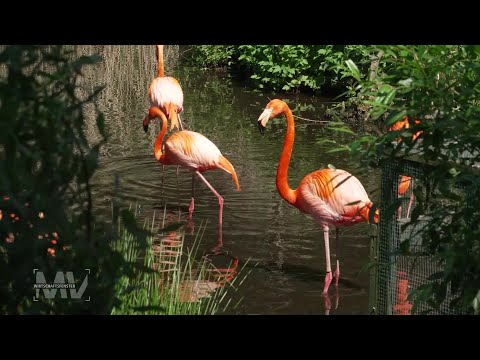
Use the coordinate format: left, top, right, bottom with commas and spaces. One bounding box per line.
388, 116, 422, 219
148, 45, 184, 131
143, 106, 240, 233
257, 99, 378, 296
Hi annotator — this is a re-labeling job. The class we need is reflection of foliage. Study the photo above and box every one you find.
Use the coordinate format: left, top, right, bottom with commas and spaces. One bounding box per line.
328, 45, 480, 313
0, 45, 145, 314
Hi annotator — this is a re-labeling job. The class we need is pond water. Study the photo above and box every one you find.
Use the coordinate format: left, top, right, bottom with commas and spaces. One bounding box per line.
84, 45, 380, 315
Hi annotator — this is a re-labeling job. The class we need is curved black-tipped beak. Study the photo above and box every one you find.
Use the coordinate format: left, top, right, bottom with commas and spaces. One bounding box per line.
257, 108, 272, 136
143, 117, 149, 133
258, 121, 266, 136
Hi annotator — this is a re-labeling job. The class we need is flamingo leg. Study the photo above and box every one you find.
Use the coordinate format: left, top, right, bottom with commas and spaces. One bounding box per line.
334, 227, 340, 287
406, 179, 414, 219
161, 164, 165, 205
210, 226, 224, 255
397, 205, 403, 220
194, 171, 224, 226
188, 174, 195, 219
177, 112, 184, 131
322, 224, 333, 295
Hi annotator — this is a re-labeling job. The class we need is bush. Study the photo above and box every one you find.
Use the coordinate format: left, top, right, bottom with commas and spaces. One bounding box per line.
0, 45, 145, 314
188, 45, 371, 94
330, 45, 480, 313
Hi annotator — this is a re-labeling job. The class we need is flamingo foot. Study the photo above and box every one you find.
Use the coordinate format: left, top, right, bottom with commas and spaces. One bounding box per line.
323, 271, 333, 295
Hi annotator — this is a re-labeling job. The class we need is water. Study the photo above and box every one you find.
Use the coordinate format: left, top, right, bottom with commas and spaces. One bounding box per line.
84, 45, 379, 315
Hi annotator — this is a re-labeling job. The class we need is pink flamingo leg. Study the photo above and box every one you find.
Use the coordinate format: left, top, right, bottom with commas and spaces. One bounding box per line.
188, 174, 195, 219
322, 224, 333, 295
177, 113, 184, 131
210, 226, 224, 255
195, 171, 224, 226
406, 179, 414, 219
334, 227, 340, 287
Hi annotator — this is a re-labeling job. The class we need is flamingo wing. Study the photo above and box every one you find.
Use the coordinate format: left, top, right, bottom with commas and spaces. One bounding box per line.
298, 169, 372, 226
164, 131, 222, 170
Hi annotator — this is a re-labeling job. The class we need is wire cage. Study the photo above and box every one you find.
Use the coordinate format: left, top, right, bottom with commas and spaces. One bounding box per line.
369, 157, 471, 315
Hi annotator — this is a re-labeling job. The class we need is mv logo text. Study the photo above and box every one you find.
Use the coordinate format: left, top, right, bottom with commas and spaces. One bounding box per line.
33, 269, 90, 301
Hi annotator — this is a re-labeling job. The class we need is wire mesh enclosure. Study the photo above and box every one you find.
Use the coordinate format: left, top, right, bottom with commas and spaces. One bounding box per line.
370, 158, 467, 315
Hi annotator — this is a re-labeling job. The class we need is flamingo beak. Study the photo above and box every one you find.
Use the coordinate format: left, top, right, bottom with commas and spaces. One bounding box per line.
257, 108, 272, 136
143, 117, 149, 133
258, 121, 265, 135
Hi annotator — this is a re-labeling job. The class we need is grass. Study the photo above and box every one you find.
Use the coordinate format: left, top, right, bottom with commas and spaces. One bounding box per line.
110, 206, 251, 315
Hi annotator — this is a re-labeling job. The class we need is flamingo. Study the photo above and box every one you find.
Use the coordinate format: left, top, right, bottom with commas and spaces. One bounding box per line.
148, 45, 184, 131
388, 116, 422, 219
257, 99, 378, 297
143, 106, 240, 234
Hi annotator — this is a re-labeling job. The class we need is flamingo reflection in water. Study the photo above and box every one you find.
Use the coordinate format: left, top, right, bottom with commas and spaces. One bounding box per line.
151, 228, 240, 304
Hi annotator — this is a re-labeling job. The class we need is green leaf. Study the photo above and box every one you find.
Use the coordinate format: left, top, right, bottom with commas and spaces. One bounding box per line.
448, 168, 461, 177
326, 147, 350, 154
398, 78, 414, 87
326, 125, 355, 135
345, 59, 361, 81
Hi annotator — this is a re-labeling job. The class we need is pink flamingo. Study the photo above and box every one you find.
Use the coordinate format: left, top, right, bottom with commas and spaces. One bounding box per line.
143, 107, 240, 237
257, 99, 379, 297
388, 117, 422, 219
149, 45, 184, 131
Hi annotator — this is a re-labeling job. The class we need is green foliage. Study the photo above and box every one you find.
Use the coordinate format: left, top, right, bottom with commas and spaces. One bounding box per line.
328, 45, 480, 313
187, 45, 236, 69
0, 45, 146, 314
188, 45, 371, 94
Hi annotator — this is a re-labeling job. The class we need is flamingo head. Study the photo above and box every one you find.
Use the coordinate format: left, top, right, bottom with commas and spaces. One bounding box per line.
257, 99, 287, 135
143, 114, 150, 132
143, 107, 164, 132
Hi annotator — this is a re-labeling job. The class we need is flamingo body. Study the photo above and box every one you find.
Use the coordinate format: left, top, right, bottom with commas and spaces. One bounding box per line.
160, 130, 239, 190
149, 76, 184, 113
297, 169, 375, 227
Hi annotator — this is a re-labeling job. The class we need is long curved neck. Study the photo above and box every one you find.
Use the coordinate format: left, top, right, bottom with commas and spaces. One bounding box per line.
157, 45, 164, 77
277, 106, 297, 206
151, 107, 168, 161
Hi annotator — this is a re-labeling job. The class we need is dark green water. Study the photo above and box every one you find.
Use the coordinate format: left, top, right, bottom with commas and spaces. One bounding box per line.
87, 45, 379, 315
